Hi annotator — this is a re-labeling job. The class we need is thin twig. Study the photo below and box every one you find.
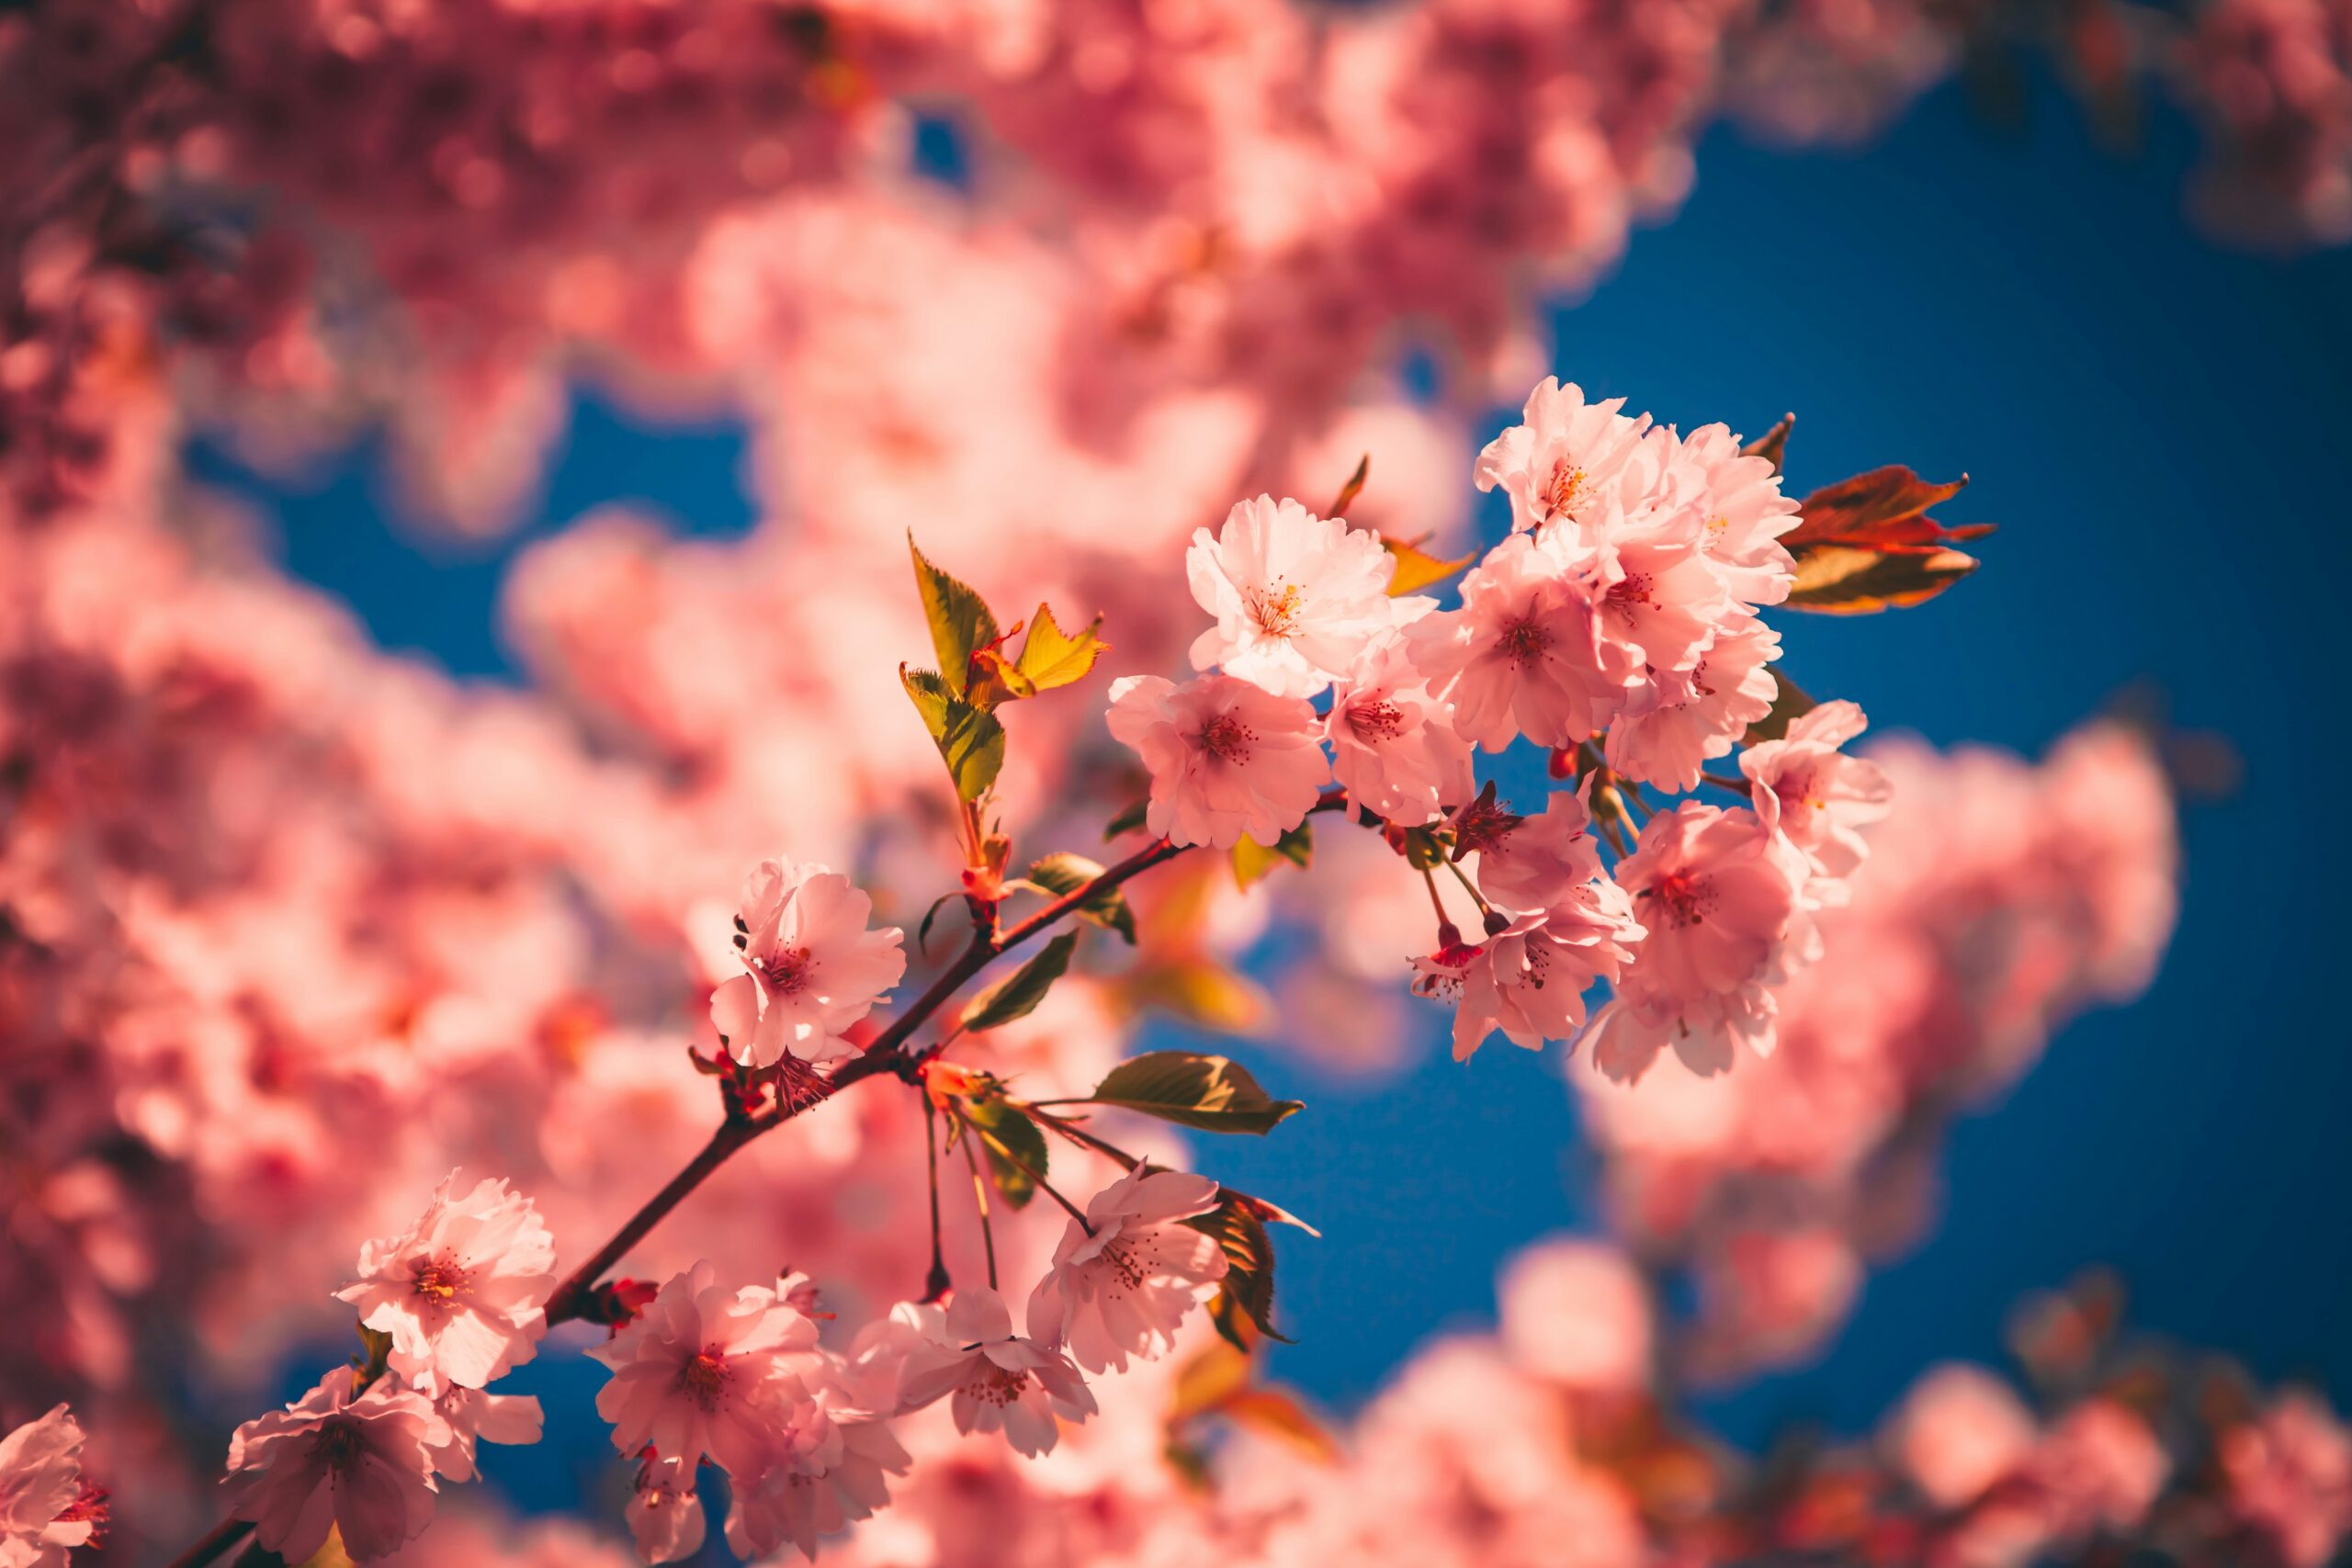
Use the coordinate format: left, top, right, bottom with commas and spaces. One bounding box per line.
960, 1134, 1000, 1291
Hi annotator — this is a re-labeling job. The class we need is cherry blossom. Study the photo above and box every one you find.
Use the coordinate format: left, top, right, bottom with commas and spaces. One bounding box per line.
1474, 785, 1606, 916
1886, 1364, 2038, 1509
1605, 617, 1783, 794
1324, 630, 1474, 824
0, 1405, 97, 1568
425, 1389, 546, 1483
1475, 378, 1655, 540
587, 1261, 819, 1478
1106, 673, 1330, 848
2223, 1393, 2352, 1568
1740, 698, 1894, 891
896, 1288, 1097, 1457
335, 1172, 559, 1393
1496, 1240, 1653, 1394
1026, 1168, 1228, 1373
1413, 882, 1645, 1060
1408, 533, 1639, 751
722, 1400, 910, 1562
709, 861, 907, 1068
1186, 495, 1408, 698
1580, 509, 1733, 683
221, 1370, 451, 1563
1659, 422, 1802, 609
623, 1461, 704, 1565
1589, 803, 1807, 1081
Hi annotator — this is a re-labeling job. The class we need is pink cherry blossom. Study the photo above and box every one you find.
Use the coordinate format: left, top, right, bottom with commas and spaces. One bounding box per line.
1885, 1364, 2036, 1508
2031, 1398, 2169, 1541
1324, 630, 1474, 824
1497, 1240, 1654, 1394
1740, 698, 1894, 889
1475, 785, 1606, 916
334, 1171, 559, 1393
222, 1370, 451, 1563
895, 1288, 1097, 1457
1580, 508, 1734, 682
1605, 616, 1782, 793
1589, 803, 1807, 1081
586, 1260, 820, 1478
1186, 494, 1406, 698
1026, 1168, 1228, 1373
624, 1461, 705, 1566
1475, 378, 1654, 540
708, 860, 907, 1068
1408, 533, 1639, 751
723, 1393, 910, 1562
0, 1405, 96, 1568
2223, 1393, 2352, 1568
1413, 881, 1644, 1060
1106, 673, 1329, 848
1659, 422, 1801, 608
425, 1387, 545, 1483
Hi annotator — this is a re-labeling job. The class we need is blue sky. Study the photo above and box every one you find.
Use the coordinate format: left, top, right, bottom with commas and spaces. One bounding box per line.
199, 64, 2352, 1484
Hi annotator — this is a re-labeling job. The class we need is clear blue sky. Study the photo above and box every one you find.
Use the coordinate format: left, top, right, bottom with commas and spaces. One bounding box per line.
198, 64, 2352, 1503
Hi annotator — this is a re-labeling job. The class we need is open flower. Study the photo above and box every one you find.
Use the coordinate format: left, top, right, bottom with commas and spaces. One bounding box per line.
1661, 422, 1801, 608
335, 1171, 558, 1393
1413, 883, 1644, 1060
709, 860, 906, 1067
1589, 803, 1806, 1081
1107, 673, 1329, 848
1476, 378, 1654, 540
1580, 509, 1732, 682
1408, 533, 1639, 751
723, 1381, 910, 1563
1026, 1168, 1228, 1373
895, 1288, 1096, 1457
1739, 698, 1893, 891
587, 1260, 820, 1478
1605, 616, 1781, 793
1474, 785, 1607, 916
1, 1405, 97, 1568
1186, 494, 1405, 697
222, 1371, 450, 1563
625, 1460, 705, 1565
1324, 629, 1473, 824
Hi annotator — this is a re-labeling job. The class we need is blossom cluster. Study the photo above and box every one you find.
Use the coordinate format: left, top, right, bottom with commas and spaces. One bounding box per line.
1108, 380, 1892, 1084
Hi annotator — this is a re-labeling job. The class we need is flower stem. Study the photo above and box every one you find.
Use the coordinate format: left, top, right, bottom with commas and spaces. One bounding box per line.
922, 1091, 950, 1303
960, 1134, 1000, 1291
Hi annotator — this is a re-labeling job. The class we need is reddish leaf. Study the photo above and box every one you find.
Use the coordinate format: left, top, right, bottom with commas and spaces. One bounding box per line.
1742, 412, 1794, 473
1782, 465, 1992, 615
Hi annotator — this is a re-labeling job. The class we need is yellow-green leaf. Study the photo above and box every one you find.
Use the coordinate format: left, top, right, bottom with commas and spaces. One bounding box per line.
1381, 536, 1476, 596
965, 1097, 1049, 1209
899, 666, 1005, 801
1230, 820, 1311, 891
1015, 603, 1108, 693
909, 535, 999, 698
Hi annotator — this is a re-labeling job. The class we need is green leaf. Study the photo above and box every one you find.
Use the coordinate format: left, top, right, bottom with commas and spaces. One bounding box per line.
965, 1097, 1049, 1209
900, 665, 1005, 802
1103, 798, 1150, 840
1025, 852, 1136, 943
1229, 820, 1312, 891
909, 535, 1000, 699
959, 930, 1080, 1032
1015, 604, 1108, 693
1087, 1050, 1302, 1134
1741, 664, 1816, 747
917, 892, 968, 957
1381, 536, 1477, 596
